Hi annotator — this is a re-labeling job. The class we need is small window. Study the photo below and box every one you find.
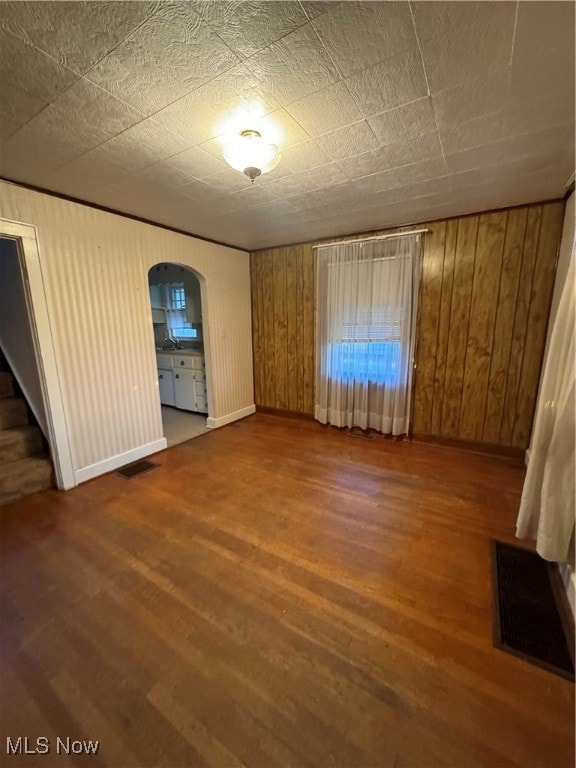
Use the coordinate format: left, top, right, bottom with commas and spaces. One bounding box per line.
170, 286, 186, 310
333, 305, 404, 383
171, 327, 198, 339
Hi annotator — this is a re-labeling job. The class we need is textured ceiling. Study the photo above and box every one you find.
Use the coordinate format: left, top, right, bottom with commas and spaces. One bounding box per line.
0, 1, 574, 251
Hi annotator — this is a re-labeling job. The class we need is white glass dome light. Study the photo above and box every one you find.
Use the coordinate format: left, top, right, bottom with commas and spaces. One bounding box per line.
223, 129, 281, 182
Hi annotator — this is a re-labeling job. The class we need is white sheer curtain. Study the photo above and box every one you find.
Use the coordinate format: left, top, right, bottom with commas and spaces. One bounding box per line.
516, 259, 575, 562
315, 234, 422, 435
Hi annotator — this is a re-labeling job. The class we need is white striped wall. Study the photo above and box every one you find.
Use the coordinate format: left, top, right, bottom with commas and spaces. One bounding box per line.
0, 181, 254, 483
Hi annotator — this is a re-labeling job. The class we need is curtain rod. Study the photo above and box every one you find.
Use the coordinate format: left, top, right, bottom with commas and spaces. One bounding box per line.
312, 228, 429, 249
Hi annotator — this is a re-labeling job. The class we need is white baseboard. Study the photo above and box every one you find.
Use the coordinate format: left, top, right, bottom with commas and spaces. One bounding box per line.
74, 438, 167, 484
206, 404, 256, 429
558, 562, 576, 620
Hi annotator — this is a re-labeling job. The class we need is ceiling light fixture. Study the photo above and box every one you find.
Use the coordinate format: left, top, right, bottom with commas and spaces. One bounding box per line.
223, 129, 280, 183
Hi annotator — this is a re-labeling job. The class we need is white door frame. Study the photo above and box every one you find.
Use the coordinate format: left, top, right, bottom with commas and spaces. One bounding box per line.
0, 218, 75, 489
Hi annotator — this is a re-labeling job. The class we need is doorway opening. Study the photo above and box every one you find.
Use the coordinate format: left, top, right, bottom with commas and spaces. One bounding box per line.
148, 263, 209, 447
0, 221, 75, 489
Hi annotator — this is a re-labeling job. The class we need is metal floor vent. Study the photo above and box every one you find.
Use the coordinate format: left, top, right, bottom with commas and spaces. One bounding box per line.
346, 427, 376, 440
116, 459, 158, 479
491, 540, 575, 681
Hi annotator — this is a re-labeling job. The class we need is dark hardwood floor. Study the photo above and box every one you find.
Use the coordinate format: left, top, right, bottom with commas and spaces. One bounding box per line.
1, 414, 574, 768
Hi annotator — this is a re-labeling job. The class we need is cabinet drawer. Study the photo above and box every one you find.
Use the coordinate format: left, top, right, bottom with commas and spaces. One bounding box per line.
190, 356, 204, 370
194, 380, 207, 396
173, 356, 194, 369
156, 354, 173, 368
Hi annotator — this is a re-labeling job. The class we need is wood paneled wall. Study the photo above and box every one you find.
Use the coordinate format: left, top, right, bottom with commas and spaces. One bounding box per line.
250, 200, 565, 450
412, 202, 564, 449
251, 244, 315, 414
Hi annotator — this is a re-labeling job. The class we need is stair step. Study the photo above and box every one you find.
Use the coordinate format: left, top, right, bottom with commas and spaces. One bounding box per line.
0, 398, 28, 429
0, 456, 54, 505
0, 425, 44, 462
0, 371, 14, 398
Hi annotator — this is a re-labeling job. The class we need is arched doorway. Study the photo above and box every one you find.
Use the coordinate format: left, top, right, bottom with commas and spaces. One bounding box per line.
148, 262, 209, 447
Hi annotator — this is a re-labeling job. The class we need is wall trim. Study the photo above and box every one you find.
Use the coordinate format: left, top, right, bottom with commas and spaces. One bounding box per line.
207, 404, 255, 429
0, 177, 247, 253
253, 413, 526, 461
410, 433, 525, 462
256, 405, 315, 421
74, 438, 167, 484
249, 197, 565, 253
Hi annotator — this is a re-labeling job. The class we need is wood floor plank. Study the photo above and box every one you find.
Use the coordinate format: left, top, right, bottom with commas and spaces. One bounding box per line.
0, 414, 573, 768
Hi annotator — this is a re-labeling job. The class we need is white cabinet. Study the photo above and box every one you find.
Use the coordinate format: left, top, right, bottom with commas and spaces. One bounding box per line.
173, 368, 196, 410
158, 368, 175, 406
157, 351, 207, 413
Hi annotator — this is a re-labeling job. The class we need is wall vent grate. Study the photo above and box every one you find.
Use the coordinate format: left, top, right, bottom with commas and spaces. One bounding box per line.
116, 460, 158, 478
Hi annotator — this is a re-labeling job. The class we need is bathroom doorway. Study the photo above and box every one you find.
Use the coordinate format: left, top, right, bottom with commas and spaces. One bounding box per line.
148, 263, 209, 447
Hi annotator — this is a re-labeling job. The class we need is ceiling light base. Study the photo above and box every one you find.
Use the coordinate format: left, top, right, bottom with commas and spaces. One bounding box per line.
223, 128, 280, 183
244, 166, 262, 183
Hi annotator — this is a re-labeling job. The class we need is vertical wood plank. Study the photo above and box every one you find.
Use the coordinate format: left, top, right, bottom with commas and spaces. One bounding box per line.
411, 222, 446, 435
273, 248, 288, 409
430, 219, 457, 436
286, 246, 298, 412
499, 207, 542, 445
254, 250, 264, 407
482, 208, 527, 443
262, 250, 275, 408
440, 216, 479, 438
250, 252, 262, 406
295, 245, 305, 413
256, 251, 265, 408
512, 201, 565, 447
459, 211, 506, 441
